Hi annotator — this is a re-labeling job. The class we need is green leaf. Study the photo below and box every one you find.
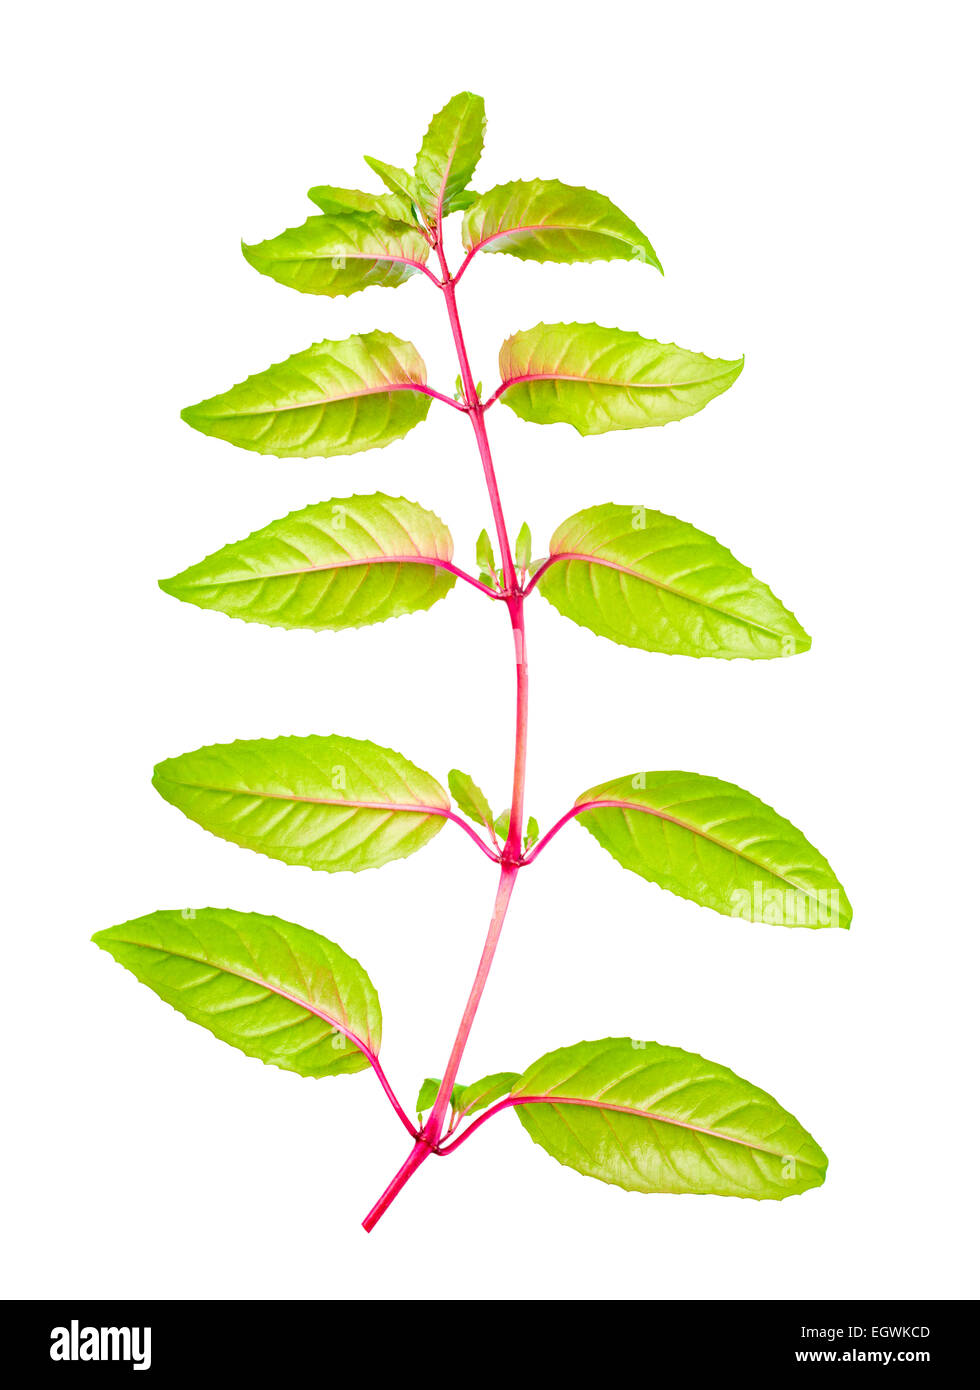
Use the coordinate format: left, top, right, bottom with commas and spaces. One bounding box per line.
153, 735, 450, 873
159, 494, 456, 632
493, 810, 510, 841
524, 816, 539, 851
475, 528, 495, 574
456, 1071, 519, 1118
515, 522, 532, 573
448, 769, 494, 831
497, 323, 743, 434
363, 155, 418, 207
413, 91, 485, 224
512, 1037, 827, 1200
93, 908, 381, 1078
462, 180, 661, 270
242, 213, 431, 297
574, 770, 851, 928
448, 189, 479, 213
535, 503, 810, 659
308, 183, 414, 224
181, 331, 431, 459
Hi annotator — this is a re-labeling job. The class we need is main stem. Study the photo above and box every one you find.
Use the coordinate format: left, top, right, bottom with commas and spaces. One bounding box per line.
361, 228, 530, 1232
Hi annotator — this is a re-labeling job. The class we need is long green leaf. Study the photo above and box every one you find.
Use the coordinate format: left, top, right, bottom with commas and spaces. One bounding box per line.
308, 183, 414, 224
413, 91, 485, 223
497, 323, 743, 434
513, 1037, 827, 1199
462, 180, 661, 269
153, 735, 450, 873
535, 503, 810, 658
574, 771, 851, 928
181, 331, 431, 459
93, 908, 381, 1077
159, 494, 456, 632
242, 213, 431, 297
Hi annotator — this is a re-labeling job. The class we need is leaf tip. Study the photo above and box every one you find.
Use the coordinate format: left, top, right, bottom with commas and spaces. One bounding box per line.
179, 401, 206, 433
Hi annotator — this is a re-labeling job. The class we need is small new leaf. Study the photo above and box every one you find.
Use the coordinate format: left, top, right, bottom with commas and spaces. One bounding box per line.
93, 908, 382, 1077
536, 503, 810, 658
493, 810, 510, 842
574, 770, 852, 928
153, 735, 451, 873
242, 213, 430, 297
456, 1072, 520, 1118
414, 91, 486, 224
524, 816, 539, 851
462, 179, 661, 269
416, 1076, 463, 1114
448, 769, 495, 832
497, 323, 743, 434
181, 331, 431, 459
515, 522, 532, 573
475, 528, 496, 574
159, 494, 457, 632
513, 1038, 827, 1199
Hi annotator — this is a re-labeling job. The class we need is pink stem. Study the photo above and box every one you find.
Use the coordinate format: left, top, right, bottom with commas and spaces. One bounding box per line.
361, 866, 517, 1231
412, 383, 470, 412
361, 223, 532, 1231
362, 1138, 432, 1233
424, 864, 518, 1137
521, 552, 564, 595
436, 244, 516, 592
366, 1054, 418, 1138
520, 802, 587, 865
522, 794, 721, 868
440, 808, 502, 862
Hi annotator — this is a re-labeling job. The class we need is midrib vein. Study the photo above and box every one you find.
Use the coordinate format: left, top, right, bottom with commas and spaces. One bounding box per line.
576, 798, 815, 902
515, 1094, 793, 1159
547, 550, 785, 640
105, 942, 375, 1056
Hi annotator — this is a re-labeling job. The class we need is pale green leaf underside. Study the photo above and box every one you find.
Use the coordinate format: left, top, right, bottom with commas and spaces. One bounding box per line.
513, 1037, 827, 1200
181, 331, 431, 459
93, 908, 381, 1077
242, 213, 430, 297
462, 180, 661, 270
498, 323, 743, 434
575, 771, 851, 928
414, 91, 485, 223
153, 734, 449, 873
159, 494, 456, 632
448, 769, 494, 830
308, 183, 414, 224
537, 503, 810, 658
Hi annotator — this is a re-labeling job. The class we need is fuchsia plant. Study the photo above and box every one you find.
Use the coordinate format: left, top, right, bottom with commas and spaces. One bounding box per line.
93, 93, 851, 1230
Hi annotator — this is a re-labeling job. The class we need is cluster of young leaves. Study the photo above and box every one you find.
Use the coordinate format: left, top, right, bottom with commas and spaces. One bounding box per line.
96, 92, 849, 1210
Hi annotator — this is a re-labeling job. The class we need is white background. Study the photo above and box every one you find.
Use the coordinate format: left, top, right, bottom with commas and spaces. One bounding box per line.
4, 1, 978, 1301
